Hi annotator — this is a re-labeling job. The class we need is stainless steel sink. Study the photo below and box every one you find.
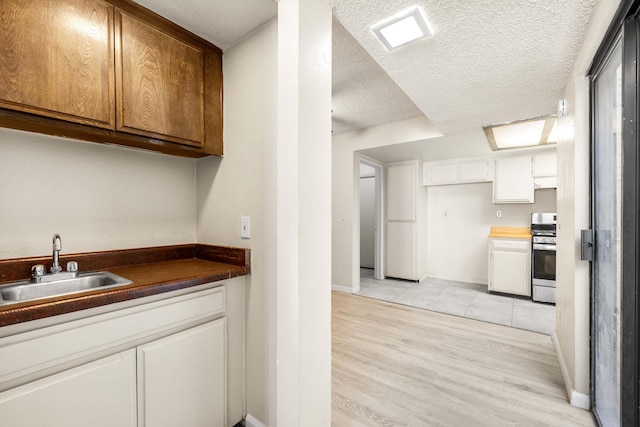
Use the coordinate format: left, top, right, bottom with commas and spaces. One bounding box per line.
0, 272, 132, 305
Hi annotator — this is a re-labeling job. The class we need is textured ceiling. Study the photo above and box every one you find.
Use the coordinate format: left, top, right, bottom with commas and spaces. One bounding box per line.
332, 18, 423, 135
131, 0, 276, 49
127, 0, 598, 156
330, 0, 597, 134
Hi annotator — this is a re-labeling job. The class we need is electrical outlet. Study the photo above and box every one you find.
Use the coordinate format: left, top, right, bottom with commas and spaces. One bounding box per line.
241, 216, 250, 239
496, 210, 502, 218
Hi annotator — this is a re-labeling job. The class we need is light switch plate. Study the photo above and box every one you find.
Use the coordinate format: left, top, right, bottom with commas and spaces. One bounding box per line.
241, 216, 250, 239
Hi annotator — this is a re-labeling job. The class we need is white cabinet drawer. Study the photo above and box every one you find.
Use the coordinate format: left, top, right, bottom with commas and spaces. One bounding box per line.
491, 239, 530, 251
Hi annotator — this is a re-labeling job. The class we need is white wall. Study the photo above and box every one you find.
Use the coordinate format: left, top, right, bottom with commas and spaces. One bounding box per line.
555, 0, 620, 408
196, 19, 277, 425
276, 0, 332, 425
426, 184, 556, 284
332, 117, 442, 290
359, 128, 492, 164
0, 128, 196, 259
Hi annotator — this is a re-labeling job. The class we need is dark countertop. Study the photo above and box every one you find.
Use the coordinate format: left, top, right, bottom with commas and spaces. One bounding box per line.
0, 244, 250, 328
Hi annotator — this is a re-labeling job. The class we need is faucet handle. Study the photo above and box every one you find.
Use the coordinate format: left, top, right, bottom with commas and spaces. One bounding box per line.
31, 264, 46, 278
66, 261, 78, 273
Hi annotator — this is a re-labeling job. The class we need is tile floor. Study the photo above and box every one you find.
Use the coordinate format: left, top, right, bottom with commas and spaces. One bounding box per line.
356, 268, 555, 335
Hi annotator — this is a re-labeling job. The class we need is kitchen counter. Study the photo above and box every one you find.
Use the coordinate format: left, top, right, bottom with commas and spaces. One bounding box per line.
488, 226, 532, 240
0, 244, 250, 327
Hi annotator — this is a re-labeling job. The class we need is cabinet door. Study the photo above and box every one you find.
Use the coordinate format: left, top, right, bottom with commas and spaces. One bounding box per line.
426, 163, 458, 185
387, 164, 416, 221
116, 10, 205, 147
0, 0, 115, 128
533, 152, 557, 177
386, 222, 416, 280
489, 240, 531, 296
138, 319, 226, 427
0, 350, 136, 427
493, 155, 534, 203
459, 159, 491, 182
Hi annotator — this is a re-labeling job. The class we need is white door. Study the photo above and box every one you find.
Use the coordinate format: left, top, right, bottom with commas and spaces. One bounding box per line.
137, 318, 227, 427
386, 222, 416, 280
0, 350, 137, 427
387, 164, 416, 221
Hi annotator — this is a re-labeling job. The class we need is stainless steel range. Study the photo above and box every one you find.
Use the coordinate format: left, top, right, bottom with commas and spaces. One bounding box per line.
531, 213, 556, 304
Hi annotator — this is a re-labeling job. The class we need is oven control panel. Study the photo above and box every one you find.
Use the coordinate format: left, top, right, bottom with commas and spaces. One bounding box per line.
533, 235, 556, 244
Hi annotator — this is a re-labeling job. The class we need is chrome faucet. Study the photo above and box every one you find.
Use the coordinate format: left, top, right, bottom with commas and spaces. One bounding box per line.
30, 234, 79, 283
51, 234, 63, 273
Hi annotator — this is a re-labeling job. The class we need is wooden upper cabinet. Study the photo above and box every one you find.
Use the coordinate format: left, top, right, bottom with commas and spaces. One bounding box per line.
0, 0, 222, 157
0, 0, 115, 129
115, 10, 205, 148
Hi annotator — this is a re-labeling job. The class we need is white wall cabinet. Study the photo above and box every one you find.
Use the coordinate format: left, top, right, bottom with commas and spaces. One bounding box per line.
0, 349, 137, 427
424, 149, 556, 197
493, 155, 534, 203
424, 162, 458, 185
423, 157, 492, 186
488, 238, 531, 296
533, 151, 557, 177
138, 319, 226, 427
386, 160, 427, 281
533, 151, 557, 189
459, 159, 492, 183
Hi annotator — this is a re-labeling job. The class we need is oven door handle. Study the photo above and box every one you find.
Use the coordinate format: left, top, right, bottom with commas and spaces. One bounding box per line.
533, 243, 556, 251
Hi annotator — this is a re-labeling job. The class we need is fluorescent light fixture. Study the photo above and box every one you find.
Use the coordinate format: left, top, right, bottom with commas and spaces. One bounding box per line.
483, 116, 557, 151
372, 7, 432, 51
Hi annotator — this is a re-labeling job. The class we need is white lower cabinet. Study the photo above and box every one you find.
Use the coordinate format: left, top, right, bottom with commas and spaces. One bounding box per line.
138, 319, 226, 427
0, 349, 137, 427
488, 239, 531, 296
0, 283, 240, 427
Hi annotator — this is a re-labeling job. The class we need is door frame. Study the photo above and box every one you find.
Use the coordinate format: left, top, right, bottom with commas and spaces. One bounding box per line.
356, 154, 385, 289
588, 1, 640, 424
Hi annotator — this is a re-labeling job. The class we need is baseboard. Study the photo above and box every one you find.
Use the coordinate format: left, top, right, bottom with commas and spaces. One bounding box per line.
332, 284, 353, 293
424, 273, 488, 286
552, 333, 591, 410
245, 414, 266, 427
570, 390, 590, 410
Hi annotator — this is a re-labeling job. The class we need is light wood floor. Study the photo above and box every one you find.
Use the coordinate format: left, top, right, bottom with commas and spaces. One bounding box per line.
332, 292, 595, 426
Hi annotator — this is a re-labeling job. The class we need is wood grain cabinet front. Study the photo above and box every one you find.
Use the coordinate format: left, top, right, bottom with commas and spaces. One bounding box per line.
0, 0, 223, 157
116, 10, 207, 148
0, 0, 115, 129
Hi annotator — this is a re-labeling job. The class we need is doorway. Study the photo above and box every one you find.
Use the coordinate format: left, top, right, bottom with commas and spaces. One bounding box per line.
358, 158, 384, 282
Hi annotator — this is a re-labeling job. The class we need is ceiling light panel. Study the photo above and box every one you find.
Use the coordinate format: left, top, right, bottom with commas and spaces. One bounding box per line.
483, 116, 557, 150
372, 7, 432, 51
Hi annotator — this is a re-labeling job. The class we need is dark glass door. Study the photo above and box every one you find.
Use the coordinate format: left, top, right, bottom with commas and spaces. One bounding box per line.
592, 35, 622, 427
590, 8, 640, 425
